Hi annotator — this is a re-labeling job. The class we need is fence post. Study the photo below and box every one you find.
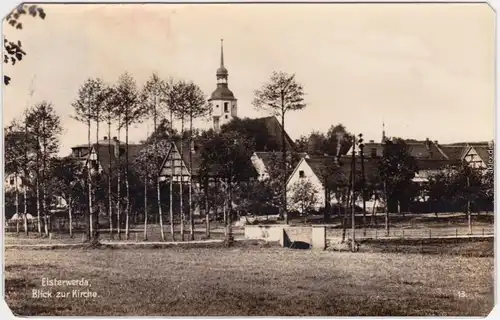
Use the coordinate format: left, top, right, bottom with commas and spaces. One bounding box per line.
456, 228, 458, 238
402, 229, 404, 239
429, 229, 431, 239
375, 229, 378, 239
482, 228, 485, 236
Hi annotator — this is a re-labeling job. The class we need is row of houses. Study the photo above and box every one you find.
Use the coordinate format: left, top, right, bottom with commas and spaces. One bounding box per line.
4, 115, 493, 216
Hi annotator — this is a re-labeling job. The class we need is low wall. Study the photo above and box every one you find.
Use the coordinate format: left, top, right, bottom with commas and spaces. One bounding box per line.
244, 225, 326, 250
244, 225, 285, 244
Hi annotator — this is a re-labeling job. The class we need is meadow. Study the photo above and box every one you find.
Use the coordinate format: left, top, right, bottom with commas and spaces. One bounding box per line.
4, 241, 494, 316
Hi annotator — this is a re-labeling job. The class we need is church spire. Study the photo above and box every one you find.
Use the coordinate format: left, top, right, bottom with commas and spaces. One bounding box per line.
216, 38, 228, 79
382, 122, 387, 143
220, 39, 224, 68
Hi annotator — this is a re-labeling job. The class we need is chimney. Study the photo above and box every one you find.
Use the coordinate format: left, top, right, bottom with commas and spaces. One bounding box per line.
369, 140, 374, 143
113, 136, 118, 141
103, 136, 107, 140
434, 140, 438, 145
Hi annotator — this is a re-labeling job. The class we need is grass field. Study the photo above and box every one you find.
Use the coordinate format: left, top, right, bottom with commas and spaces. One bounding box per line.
4, 241, 494, 316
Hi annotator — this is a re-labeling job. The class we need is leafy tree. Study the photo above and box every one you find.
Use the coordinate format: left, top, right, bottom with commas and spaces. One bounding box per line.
294, 135, 309, 153
289, 179, 320, 223
448, 162, 483, 234
325, 124, 353, 156
25, 102, 62, 236
306, 131, 327, 156
262, 151, 303, 214
4, 4, 46, 85
46, 157, 85, 238
253, 71, 306, 224
378, 138, 418, 235
4, 119, 36, 235
199, 130, 255, 244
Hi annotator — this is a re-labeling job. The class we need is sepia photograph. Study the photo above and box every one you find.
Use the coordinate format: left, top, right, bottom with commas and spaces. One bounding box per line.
1, 1, 496, 317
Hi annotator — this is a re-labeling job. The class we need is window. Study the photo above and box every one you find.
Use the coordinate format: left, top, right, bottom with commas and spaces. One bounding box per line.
224, 102, 229, 113
225, 115, 228, 119
9, 177, 15, 185
370, 148, 377, 158
216, 104, 219, 108
299, 170, 305, 178
90, 160, 99, 171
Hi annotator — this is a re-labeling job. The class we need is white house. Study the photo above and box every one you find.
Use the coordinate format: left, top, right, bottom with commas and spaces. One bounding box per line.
286, 156, 380, 213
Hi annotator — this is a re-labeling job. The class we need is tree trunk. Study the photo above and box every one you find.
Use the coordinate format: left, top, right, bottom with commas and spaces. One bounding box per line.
68, 195, 73, 238
125, 123, 130, 240
36, 175, 42, 235
170, 150, 175, 241
384, 181, 390, 237
116, 122, 121, 240
371, 198, 377, 226
87, 117, 93, 241
154, 109, 165, 242
189, 117, 194, 241
205, 179, 210, 239
15, 174, 19, 234
180, 118, 185, 241
281, 110, 288, 224
144, 176, 148, 241
467, 202, 472, 235
23, 178, 28, 236
94, 115, 100, 241
108, 120, 113, 239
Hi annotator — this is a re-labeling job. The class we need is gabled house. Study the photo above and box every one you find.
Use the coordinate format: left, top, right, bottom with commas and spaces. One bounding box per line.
461, 144, 491, 171
250, 151, 309, 181
286, 155, 379, 213
83, 138, 144, 175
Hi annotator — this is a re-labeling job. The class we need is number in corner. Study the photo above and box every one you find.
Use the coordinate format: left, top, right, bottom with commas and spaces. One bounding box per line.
457, 291, 467, 298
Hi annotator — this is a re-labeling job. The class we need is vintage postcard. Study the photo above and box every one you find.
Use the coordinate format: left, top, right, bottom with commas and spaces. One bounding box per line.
2, 1, 495, 317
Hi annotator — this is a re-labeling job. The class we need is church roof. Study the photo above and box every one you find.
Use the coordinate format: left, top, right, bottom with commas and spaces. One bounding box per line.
209, 85, 236, 101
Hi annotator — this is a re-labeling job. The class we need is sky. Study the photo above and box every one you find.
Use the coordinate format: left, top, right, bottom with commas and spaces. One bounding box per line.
2, 3, 495, 156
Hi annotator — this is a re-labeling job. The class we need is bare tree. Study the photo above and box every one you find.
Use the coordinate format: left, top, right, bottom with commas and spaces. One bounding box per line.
253, 71, 306, 224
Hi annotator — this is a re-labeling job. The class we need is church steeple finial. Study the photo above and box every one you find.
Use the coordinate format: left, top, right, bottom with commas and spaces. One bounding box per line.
216, 38, 228, 78
220, 39, 224, 68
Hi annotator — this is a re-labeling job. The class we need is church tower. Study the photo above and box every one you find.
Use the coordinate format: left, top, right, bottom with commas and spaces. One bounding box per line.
209, 39, 237, 131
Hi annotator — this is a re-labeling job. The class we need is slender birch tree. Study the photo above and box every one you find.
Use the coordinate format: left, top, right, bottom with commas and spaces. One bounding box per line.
253, 71, 306, 224
114, 72, 144, 240
141, 73, 168, 241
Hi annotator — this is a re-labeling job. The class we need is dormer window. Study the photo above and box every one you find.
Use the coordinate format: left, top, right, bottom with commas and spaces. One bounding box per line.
9, 177, 15, 185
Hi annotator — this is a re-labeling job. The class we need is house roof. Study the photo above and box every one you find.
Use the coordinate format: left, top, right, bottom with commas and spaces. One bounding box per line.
303, 155, 379, 184
470, 145, 490, 164
254, 151, 308, 169
89, 143, 145, 175
160, 139, 258, 179
438, 145, 466, 161
250, 116, 295, 151
416, 159, 458, 171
